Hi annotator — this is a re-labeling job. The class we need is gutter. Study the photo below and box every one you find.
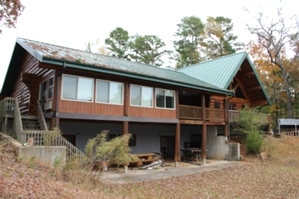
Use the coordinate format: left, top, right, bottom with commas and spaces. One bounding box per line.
42, 58, 234, 96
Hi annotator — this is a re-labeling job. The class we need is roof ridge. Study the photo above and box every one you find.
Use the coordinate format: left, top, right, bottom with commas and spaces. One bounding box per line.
177, 51, 247, 71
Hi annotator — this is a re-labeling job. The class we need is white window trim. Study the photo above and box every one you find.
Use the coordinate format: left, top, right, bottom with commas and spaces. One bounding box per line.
155, 88, 176, 110
95, 79, 124, 105
130, 84, 153, 108
61, 74, 94, 103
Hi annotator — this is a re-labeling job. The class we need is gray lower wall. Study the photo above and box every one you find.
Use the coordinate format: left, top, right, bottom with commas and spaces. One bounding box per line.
129, 123, 176, 154
60, 120, 123, 151
60, 120, 239, 160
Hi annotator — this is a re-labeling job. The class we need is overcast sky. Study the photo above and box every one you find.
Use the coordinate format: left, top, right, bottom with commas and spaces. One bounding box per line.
0, 0, 296, 90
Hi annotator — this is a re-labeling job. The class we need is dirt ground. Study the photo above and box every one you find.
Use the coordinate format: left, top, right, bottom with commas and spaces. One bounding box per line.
1, 135, 299, 199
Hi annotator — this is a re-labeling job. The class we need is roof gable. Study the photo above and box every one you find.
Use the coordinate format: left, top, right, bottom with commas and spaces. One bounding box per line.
177, 52, 271, 104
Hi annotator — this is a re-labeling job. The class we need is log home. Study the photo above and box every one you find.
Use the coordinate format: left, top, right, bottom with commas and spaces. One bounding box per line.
0, 38, 270, 162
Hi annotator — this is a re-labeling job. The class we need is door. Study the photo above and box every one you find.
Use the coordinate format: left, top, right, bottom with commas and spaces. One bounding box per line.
160, 136, 175, 159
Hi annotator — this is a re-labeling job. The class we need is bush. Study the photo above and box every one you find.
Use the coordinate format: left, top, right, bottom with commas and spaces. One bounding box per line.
245, 130, 263, 154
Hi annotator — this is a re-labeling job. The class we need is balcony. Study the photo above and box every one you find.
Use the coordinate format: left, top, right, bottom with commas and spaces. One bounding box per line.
179, 105, 270, 124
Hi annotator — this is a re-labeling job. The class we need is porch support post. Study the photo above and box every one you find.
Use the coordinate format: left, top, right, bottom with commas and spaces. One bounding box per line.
123, 121, 129, 135
224, 99, 229, 136
174, 122, 180, 164
124, 82, 129, 116
53, 72, 61, 128
201, 94, 207, 164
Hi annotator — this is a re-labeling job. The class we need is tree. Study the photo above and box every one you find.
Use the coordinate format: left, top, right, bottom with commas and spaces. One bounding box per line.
129, 35, 170, 67
105, 27, 130, 59
247, 7, 299, 118
201, 16, 244, 60
0, 0, 24, 33
85, 130, 134, 169
173, 16, 204, 68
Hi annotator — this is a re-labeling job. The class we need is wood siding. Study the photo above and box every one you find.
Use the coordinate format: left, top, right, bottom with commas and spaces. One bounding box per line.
10, 53, 53, 115
58, 100, 124, 115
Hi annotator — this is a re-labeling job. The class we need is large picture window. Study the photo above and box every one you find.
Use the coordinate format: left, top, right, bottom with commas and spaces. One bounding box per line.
156, 89, 175, 109
96, 80, 123, 104
62, 75, 93, 102
130, 85, 153, 107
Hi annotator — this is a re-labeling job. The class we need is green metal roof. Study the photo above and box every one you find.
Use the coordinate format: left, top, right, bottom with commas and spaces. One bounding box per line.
178, 52, 271, 104
1, 38, 233, 96
178, 52, 248, 89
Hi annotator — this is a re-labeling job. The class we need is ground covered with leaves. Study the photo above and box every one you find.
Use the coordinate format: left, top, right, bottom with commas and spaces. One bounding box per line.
1, 135, 299, 198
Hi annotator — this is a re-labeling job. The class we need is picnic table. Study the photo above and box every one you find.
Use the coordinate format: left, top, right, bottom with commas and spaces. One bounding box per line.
130, 153, 159, 167
181, 148, 205, 162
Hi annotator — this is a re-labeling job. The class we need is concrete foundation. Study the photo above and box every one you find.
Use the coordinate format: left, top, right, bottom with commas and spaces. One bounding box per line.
206, 126, 240, 160
18, 146, 66, 168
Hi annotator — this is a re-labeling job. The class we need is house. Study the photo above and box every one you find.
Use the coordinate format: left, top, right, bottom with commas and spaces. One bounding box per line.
0, 38, 270, 162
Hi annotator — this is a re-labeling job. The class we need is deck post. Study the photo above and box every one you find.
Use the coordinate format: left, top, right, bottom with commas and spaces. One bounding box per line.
201, 95, 207, 164
174, 122, 180, 165
123, 121, 129, 135
224, 99, 229, 136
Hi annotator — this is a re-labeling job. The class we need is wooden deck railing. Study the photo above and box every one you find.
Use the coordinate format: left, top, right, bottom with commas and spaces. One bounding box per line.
179, 105, 270, 124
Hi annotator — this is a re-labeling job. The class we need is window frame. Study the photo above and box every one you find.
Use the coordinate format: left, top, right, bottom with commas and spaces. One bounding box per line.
130, 84, 153, 108
95, 79, 124, 105
39, 76, 55, 101
155, 88, 176, 109
61, 74, 94, 102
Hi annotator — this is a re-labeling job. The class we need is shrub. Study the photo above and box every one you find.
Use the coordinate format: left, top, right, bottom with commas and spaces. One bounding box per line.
236, 106, 264, 155
244, 130, 263, 154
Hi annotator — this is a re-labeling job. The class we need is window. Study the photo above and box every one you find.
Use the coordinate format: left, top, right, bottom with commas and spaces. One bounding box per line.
40, 77, 54, 100
96, 80, 123, 104
109, 134, 136, 146
214, 101, 220, 109
62, 75, 93, 102
229, 103, 237, 110
130, 85, 153, 107
217, 126, 225, 136
156, 89, 175, 109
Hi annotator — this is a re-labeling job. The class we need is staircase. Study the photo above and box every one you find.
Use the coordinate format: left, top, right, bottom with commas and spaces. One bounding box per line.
22, 116, 42, 130
1, 97, 87, 160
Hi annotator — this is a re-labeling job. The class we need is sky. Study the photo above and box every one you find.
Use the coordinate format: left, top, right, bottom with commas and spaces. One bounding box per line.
0, 0, 297, 91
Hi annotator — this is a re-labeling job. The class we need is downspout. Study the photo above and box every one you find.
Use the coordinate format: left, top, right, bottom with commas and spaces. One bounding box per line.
54, 62, 67, 127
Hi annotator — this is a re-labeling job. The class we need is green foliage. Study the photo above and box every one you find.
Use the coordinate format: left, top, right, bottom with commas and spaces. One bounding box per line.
43, 127, 61, 146
53, 156, 62, 168
200, 16, 244, 60
245, 131, 263, 154
105, 27, 130, 59
129, 35, 171, 66
85, 130, 132, 168
173, 16, 204, 68
236, 106, 264, 154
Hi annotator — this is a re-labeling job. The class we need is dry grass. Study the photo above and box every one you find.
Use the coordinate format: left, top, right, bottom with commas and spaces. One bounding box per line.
1, 135, 299, 198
